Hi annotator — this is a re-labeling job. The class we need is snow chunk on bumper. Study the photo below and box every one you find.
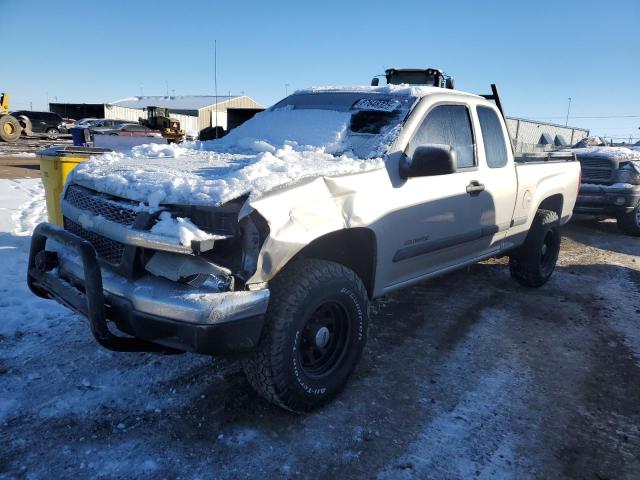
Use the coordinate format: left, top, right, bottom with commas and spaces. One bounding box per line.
150, 211, 219, 246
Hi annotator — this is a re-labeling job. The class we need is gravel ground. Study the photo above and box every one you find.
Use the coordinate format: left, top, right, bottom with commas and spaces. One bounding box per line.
0, 181, 639, 479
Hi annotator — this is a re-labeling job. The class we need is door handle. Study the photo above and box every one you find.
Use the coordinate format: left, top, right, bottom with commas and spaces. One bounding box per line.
466, 181, 485, 196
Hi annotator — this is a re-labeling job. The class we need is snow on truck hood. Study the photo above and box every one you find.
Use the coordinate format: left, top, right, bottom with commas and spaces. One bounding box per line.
68, 105, 401, 208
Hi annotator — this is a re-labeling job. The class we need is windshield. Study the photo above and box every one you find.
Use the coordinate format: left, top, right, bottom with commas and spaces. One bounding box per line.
218, 92, 416, 159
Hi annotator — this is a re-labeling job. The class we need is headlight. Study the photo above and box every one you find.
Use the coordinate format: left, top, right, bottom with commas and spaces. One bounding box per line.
615, 166, 640, 185
180, 272, 233, 291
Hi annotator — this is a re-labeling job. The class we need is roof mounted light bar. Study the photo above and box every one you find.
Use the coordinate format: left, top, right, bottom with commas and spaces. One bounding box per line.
371, 68, 455, 89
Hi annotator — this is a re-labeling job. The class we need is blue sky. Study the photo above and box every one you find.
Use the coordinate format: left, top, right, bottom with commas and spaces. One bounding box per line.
3, 0, 639, 140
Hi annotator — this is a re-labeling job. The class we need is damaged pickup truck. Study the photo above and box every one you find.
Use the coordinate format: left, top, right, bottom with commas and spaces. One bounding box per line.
28, 81, 580, 411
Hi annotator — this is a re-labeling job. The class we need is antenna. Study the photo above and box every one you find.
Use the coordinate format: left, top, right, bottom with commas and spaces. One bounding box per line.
214, 40, 218, 139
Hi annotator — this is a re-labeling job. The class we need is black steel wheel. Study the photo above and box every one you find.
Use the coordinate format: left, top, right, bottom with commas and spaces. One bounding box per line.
299, 300, 352, 379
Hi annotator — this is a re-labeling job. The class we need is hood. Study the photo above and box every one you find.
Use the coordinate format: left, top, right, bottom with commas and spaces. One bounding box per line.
69, 144, 385, 208
68, 107, 398, 208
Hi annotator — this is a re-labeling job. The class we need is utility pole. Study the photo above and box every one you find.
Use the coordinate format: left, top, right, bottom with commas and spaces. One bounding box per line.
565, 97, 572, 126
214, 40, 218, 138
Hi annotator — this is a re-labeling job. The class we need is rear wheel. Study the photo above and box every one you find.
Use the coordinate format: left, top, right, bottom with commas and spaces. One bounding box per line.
617, 205, 640, 236
46, 127, 59, 139
509, 209, 561, 287
0, 115, 21, 142
241, 259, 369, 412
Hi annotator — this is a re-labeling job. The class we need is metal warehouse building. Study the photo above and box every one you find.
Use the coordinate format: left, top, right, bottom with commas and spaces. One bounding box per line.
505, 117, 589, 152
104, 95, 264, 134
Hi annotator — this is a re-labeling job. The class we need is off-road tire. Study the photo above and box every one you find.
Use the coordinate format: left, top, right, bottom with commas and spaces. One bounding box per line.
0, 115, 21, 142
617, 205, 640, 236
241, 259, 369, 412
509, 209, 561, 287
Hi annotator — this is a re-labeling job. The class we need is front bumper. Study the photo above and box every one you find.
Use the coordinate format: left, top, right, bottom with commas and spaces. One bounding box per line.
27, 223, 269, 355
574, 183, 640, 216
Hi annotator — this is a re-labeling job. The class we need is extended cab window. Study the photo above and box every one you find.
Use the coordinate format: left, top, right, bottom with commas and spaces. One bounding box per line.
407, 105, 475, 168
477, 106, 508, 168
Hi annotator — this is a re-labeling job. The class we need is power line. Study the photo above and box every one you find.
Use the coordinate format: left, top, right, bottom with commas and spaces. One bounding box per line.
514, 114, 640, 120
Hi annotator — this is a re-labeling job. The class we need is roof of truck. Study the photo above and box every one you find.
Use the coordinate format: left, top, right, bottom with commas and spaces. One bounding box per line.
295, 85, 483, 100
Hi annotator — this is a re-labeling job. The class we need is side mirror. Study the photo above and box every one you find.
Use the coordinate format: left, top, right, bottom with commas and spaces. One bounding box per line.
400, 145, 457, 178
371, 77, 380, 86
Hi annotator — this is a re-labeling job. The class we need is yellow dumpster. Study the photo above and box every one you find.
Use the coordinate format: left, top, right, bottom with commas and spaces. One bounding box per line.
38, 146, 111, 226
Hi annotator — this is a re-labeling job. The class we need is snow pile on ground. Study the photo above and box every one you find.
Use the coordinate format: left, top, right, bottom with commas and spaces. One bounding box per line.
69, 108, 390, 207
11, 152, 37, 158
0, 179, 65, 337
150, 211, 220, 246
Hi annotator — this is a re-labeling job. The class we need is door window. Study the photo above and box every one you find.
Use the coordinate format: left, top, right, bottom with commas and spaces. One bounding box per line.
476, 106, 508, 168
407, 105, 475, 168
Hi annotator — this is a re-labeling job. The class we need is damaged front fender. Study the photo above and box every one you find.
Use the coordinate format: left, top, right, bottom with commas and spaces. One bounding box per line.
244, 170, 387, 286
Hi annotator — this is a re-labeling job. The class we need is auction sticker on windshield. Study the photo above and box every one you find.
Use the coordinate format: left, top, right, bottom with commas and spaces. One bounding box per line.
352, 98, 401, 112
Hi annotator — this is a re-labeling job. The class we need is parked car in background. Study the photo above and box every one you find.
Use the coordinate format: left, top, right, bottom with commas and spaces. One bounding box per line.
11, 110, 64, 138
93, 123, 162, 137
573, 146, 640, 235
86, 119, 132, 134
74, 118, 99, 129
60, 118, 76, 133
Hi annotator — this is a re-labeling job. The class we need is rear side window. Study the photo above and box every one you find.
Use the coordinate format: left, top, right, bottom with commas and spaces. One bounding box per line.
477, 106, 508, 168
408, 105, 475, 168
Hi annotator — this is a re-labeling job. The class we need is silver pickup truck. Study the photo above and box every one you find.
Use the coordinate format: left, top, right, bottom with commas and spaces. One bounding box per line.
28, 80, 580, 411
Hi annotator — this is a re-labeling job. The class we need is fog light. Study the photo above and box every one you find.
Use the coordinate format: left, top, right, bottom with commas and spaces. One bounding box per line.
614, 196, 626, 206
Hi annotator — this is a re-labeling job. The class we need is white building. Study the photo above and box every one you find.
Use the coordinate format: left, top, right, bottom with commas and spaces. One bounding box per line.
104, 95, 264, 134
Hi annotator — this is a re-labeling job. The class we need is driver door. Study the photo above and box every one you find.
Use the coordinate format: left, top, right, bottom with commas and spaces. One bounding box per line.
381, 103, 498, 290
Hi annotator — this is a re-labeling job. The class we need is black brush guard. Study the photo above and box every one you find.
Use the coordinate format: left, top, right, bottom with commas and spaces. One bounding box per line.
27, 222, 176, 353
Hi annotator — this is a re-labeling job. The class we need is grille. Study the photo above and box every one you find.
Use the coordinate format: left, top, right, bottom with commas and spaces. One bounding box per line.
65, 184, 139, 226
577, 156, 614, 183
65, 218, 126, 264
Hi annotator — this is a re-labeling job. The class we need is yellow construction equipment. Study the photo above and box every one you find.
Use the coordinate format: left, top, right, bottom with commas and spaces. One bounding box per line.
139, 106, 184, 143
0, 92, 22, 142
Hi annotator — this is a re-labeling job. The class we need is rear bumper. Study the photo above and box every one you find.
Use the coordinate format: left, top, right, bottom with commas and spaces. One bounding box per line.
27, 223, 269, 355
574, 183, 640, 216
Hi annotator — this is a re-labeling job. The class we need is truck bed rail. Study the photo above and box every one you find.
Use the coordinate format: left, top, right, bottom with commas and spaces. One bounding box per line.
515, 152, 576, 164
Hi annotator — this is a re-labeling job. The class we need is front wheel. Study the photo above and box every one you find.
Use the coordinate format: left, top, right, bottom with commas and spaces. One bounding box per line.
241, 259, 369, 412
617, 205, 640, 236
46, 128, 59, 139
509, 209, 561, 287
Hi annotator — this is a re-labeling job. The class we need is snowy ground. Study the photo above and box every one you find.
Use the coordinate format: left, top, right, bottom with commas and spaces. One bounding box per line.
1, 179, 639, 479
